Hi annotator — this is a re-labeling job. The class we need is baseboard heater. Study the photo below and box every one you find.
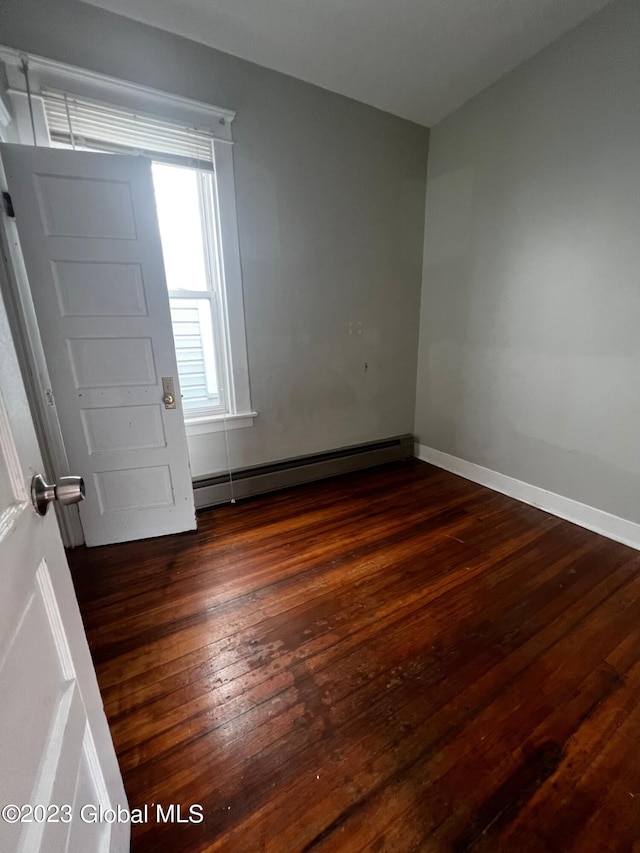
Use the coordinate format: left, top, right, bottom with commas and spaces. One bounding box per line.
192, 433, 414, 510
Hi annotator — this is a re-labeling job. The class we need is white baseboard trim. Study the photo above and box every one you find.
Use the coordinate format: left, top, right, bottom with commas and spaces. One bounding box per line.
415, 443, 640, 552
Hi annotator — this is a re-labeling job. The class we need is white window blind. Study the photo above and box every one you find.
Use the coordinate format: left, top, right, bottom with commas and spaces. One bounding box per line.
41, 90, 214, 169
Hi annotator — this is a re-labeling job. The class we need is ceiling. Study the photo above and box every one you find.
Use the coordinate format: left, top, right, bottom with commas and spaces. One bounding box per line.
80, 0, 612, 127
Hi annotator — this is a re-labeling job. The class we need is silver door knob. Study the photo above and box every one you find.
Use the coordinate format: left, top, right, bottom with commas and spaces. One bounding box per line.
31, 474, 85, 516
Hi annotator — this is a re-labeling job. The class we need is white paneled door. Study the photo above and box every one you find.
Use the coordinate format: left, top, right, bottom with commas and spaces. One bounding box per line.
1, 144, 196, 546
0, 271, 128, 851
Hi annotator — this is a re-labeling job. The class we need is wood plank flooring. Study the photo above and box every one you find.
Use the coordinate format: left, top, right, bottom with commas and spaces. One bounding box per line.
67, 459, 640, 852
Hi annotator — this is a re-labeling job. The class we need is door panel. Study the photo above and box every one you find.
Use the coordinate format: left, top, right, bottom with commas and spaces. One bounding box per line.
81, 405, 166, 454
94, 465, 175, 512
34, 173, 137, 239
0, 271, 128, 851
1, 144, 196, 546
52, 260, 147, 317
67, 336, 157, 387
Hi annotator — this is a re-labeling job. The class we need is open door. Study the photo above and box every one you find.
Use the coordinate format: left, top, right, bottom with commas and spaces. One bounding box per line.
1, 144, 196, 546
0, 264, 128, 850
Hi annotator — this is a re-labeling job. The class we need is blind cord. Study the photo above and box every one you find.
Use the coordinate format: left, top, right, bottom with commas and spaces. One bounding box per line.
63, 93, 76, 149
21, 58, 37, 146
222, 410, 236, 504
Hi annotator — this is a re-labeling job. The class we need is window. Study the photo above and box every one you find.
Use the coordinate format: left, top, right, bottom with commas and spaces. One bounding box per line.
153, 162, 228, 416
0, 47, 254, 434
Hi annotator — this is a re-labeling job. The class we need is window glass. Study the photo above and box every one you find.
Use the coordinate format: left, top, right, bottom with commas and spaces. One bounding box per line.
152, 162, 208, 292
169, 297, 220, 410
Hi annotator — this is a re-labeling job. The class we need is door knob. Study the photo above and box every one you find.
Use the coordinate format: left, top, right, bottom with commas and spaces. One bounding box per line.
31, 474, 85, 516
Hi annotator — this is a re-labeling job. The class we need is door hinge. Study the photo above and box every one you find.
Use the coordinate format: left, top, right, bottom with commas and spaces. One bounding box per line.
45, 388, 55, 406
2, 192, 15, 218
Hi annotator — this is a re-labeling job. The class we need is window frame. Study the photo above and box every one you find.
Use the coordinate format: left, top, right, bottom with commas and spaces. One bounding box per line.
0, 45, 255, 435
156, 162, 229, 417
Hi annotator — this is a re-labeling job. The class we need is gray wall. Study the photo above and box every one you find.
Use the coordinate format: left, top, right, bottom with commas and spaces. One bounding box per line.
415, 0, 640, 523
0, 0, 429, 477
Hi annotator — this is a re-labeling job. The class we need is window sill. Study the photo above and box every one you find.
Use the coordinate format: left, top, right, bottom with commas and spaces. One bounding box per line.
185, 411, 258, 437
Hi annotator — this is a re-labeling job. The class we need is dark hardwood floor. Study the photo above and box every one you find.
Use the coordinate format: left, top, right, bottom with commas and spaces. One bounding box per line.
67, 459, 640, 852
